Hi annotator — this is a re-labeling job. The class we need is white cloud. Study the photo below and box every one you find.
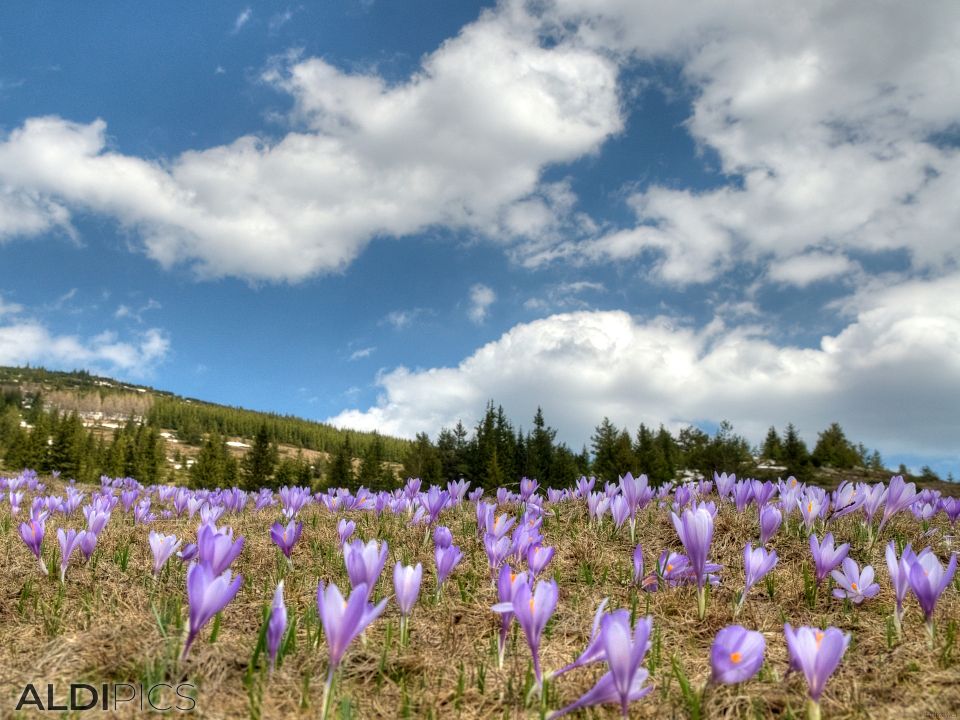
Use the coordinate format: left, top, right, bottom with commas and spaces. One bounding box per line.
768, 252, 859, 288
328, 272, 960, 461
381, 309, 427, 330
524, 280, 605, 311
542, 0, 960, 285
0, 294, 23, 317
349, 346, 376, 361
114, 298, 162, 322
232, 8, 252, 33
0, 3, 621, 282
0, 321, 170, 376
468, 284, 496, 324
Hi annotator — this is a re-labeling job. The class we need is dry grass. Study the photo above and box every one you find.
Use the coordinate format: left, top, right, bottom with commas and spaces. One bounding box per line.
0, 480, 958, 720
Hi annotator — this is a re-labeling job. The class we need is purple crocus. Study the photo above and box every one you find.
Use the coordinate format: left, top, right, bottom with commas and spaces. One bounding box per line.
809, 532, 849, 585
197, 524, 245, 575
550, 598, 615, 678
19, 518, 47, 574
759, 505, 782, 545
393, 562, 422, 645
831, 558, 880, 604
632, 545, 644, 587
526, 544, 555, 579
878, 475, 917, 533
336, 519, 355, 547
266, 581, 287, 671
344, 539, 388, 598
183, 562, 243, 658
671, 506, 715, 618
494, 565, 528, 668
737, 544, 778, 616
492, 578, 558, 688
57, 528, 87, 582
433, 525, 453, 549
434, 544, 463, 596
149, 531, 182, 577
270, 520, 303, 560
784, 624, 849, 709
601, 612, 654, 717
907, 548, 957, 641
885, 541, 915, 635
316, 581, 387, 719
710, 625, 765, 684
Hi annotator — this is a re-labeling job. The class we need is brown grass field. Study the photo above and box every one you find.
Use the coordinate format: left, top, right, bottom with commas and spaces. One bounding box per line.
0, 478, 958, 719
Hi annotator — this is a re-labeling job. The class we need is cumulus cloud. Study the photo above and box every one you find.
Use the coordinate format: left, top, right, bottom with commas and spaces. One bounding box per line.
468, 284, 496, 324
0, 2, 621, 282
0, 294, 23, 317
768, 252, 859, 288
0, 321, 170, 376
328, 272, 960, 461
524, 280, 605, 311
543, 0, 960, 284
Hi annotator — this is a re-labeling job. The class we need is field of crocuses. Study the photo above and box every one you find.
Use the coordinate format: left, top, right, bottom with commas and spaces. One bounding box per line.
1, 471, 958, 719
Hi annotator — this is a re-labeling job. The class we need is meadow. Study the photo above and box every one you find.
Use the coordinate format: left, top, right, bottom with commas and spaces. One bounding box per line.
0, 471, 958, 720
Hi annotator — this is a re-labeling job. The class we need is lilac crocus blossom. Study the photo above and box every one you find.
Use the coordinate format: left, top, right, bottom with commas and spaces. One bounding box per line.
19, 518, 47, 574
149, 531, 182, 577
336, 519, 355, 547
907, 548, 957, 640
737, 544, 778, 616
784, 624, 849, 712
759, 505, 782, 545
344, 539, 388, 598
878, 475, 917, 533
671, 506, 715, 618
710, 625, 765, 684
197, 524, 245, 575
57, 528, 87, 582
632, 545, 644, 587
885, 541, 915, 635
183, 562, 243, 658
266, 581, 287, 671
492, 578, 558, 687
393, 562, 422, 646
433, 525, 453, 549
526, 544, 555, 579
809, 533, 849, 585
550, 614, 654, 719
316, 581, 387, 719
434, 544, 463, 595
831, 558, 880, 604
494, 565, 528, 668
550, 598, 614, 678
270, 519, 303, 560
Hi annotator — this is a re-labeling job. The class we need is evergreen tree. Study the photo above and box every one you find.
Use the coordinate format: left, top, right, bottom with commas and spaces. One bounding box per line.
190, 431, 230, 488
811, 422, 859, 469
402, 432, 441, 486
527, 407, 556, 483
357, 433, 386, 489
241, 424, 279, 490
781, 423, 811, 480
591, 417, 622, 482
761, 426, 783, 462
327, 435, 356, 488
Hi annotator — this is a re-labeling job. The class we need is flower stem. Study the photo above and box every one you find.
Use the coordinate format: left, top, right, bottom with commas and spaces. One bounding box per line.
320, 667, 336, 720
806, 699, 821, 720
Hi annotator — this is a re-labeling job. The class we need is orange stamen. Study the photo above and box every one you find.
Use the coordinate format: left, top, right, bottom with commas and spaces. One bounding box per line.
730, 652, 742, 664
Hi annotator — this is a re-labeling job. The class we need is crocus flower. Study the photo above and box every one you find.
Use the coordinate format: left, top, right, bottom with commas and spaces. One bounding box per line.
266, 581, 287, 671
830, 558, 880, 604
433, 525, 453, 549
178, 543, 199, 563
907, 548, 957, 639
149, 531, 182, 577
393, 562, 422, 645
316, 581, 387, 719
336, 519, 355, 547
784, 624, 849, 710
885, 541, 915, 634
57, 528, 87, 582
550, 598, 614, 678
601, 612, 654, 717
878, 475, 917, 533
344, 539, 388, 598
197, 524, 244, 575
737, 544, 778, 616
809, 533, 849, 585
183, 562, 243, 658
434, 544, 463, 595
710, 625, 765, 684
19, 518, 47, 574
759, 505, 782, 545
526, 544, 555, 579
632, 545, 644, 587
492, 578, 558, 687
493, 564, 528, 668
549, 669, 651, 720
79, 531, 98, 561
671, 506, 715, 618
270, 519, 303, 560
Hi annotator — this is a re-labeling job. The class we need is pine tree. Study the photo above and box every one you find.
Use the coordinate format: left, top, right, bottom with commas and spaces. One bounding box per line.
357, 433, 386, 489
241, 424, 279, 490
761, 426, 783, 462
811, 422, 859, 469
781, 423, 811, 480
328, 435, 356, 488
527, 407, 556, 484
402, 432, 441, 486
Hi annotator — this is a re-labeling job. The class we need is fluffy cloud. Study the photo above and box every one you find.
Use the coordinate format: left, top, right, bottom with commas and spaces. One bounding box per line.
0, 320, 170, 376
0, 3, 621, 282
544, 0, 960, 284
328, 272, 960, 460
467, 284, 496, 324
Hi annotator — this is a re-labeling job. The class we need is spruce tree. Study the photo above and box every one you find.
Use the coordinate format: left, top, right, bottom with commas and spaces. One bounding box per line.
241, 424, 279, 490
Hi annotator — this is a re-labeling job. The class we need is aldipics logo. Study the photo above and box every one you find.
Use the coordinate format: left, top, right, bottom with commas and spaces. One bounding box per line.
15, 683, 197, 712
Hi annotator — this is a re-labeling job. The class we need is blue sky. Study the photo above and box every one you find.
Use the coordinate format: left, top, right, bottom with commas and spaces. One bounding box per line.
1, 1, 959, 478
